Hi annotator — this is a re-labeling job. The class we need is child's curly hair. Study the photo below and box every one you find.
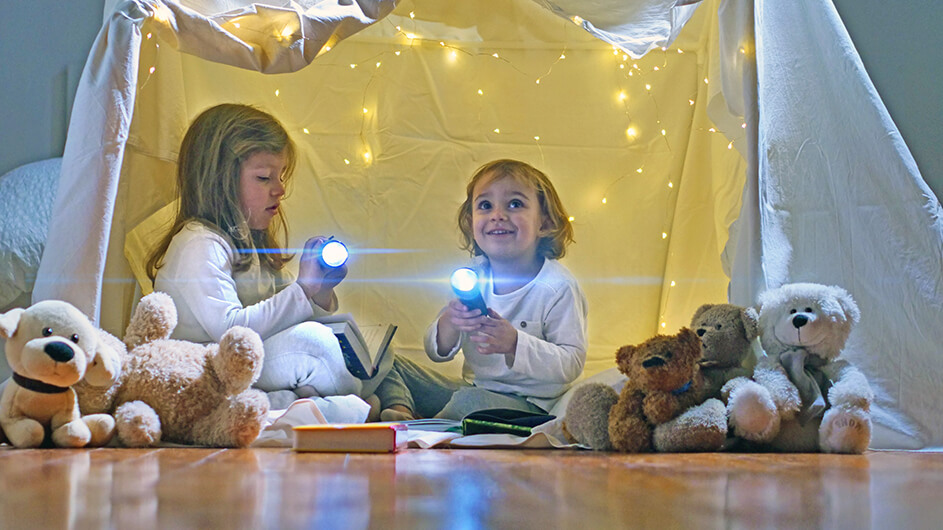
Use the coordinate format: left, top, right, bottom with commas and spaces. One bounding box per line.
457, 159, 574, 259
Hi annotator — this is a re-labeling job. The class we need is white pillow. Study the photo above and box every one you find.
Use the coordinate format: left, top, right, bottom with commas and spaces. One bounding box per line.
0, 158, 62, 309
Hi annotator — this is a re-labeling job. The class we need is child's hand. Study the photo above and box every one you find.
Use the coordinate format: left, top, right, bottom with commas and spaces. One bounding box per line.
298, 236, 348, 309
435, 298, 488, 355
469, 309, 518, 356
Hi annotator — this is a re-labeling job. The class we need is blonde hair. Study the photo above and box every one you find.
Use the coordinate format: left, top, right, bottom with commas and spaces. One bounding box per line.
147, 103, 297, 280
457, 159, 574, 259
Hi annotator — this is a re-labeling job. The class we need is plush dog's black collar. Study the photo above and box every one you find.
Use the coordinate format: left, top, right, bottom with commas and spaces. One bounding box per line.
13, 373, 70, 394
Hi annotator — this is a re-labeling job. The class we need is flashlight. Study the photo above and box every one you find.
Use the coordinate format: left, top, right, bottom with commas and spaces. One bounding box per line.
450, 267, 488, 314
319, 239, 349, 268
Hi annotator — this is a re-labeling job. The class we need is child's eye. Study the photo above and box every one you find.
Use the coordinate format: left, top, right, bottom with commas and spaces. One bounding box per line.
508, 199, 524, 208
476, 200, 492, 210
257, 175, 271, 182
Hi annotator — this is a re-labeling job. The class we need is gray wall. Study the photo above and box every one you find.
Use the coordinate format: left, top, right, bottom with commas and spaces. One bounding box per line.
0, 0, 940, 193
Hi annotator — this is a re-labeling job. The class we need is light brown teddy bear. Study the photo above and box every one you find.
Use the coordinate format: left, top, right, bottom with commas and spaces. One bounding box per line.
0, 300, 121, 448
565, 328, 706, 452
75, 292, 269, 447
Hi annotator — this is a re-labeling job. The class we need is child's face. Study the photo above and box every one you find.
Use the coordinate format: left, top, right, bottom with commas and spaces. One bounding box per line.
471, 175, 547, 267
239, 150, 288, 230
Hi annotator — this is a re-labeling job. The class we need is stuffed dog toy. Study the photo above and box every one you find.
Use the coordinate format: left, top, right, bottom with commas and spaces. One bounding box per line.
0, 300, 121, 448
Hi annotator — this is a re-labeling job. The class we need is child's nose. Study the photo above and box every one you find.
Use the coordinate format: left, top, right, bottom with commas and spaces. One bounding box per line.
490, 206, 508, 220
273, 181, 286, 196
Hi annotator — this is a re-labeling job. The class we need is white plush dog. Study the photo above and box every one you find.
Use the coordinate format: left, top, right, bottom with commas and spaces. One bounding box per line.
724, 283, 873, 453
0, 300, 121, 448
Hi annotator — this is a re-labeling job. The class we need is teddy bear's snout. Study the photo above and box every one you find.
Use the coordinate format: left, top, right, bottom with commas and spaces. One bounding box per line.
791, 314, 810, 329
642, 356, 667, 369
44, 341, 76, 363
696, 328, 706, 337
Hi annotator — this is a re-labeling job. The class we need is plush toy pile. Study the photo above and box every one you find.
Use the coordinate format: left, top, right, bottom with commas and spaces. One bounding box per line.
0, 300, 121, 448
564, 283, 873, 454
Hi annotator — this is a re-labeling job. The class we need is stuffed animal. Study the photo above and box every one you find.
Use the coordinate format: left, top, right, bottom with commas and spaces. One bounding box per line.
564, 328, 705, 452
75, 292, 269, 447
0, 300, 121, 448
726, 283, 873, 453
651, 303, 760, 452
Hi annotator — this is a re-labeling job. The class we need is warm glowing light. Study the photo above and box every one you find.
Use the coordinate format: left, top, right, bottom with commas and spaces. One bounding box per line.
559, 54, 566, 59
409, 11, 415, 19
661, 47, 667, 51
492, 53, 499, 58
613, 49, 619, 56
275, 89, 280, 97
280, 25, 293, 39
405, 33, 417, 40
653, 66, 660, 71
568, 216, 575, 222
449, 50, 458, 61
153, 4, 172, 23
704, 77, 709, 84
602, 198, 607, 204
636, 168, 643, 174
146, 32, 152, 39
662, 232, 668, 239
618, 91, 627, 101
572, 16, 584, 24
534, 136, 540, 141
740, 47, 746, 54
677, 49, 684, 54
362, 108, 369, 114
661, 129, 667, 136
689, 99, 695, 105
727, 142, 734, 150
535, 79, 541, 84
742, 122, 747, 128
439, 41, 445, 46
148, 66, 156, 74
324, 46, 331, 52
670, 281, 676, 287
626, 127, 638, 138
394, 50, 401, 56
363, 152, 371, 162
233, 23, 240, 29
620, 64, 626, 70
709, 127, 716, 133
668, 181, 673, 188
645, 84, 652, 91
661, 322, 667, 328
344, 159, 350, 165
493, 128, 500, 133
477, 89, 483, 95
376, 62, 381, 68
350, 64, 357, 69
303, 128, 310, 134
622, 54, 628, 61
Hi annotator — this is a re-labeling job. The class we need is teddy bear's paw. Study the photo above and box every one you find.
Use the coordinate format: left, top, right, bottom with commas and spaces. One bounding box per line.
52, 419, 93, 448
609, 416, 653, 453
124, 291, 177, 349
215, 327, 265, 394
5, 418, 46, 448
819, 407, 871, 454
728, 381, 780, 442
115, 401, 162, 447
563, 383, 619, 451
653, 399, 727, 452
83, 413, 116, 447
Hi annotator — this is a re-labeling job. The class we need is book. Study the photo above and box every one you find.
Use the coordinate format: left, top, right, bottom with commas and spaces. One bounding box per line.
315, 313, 397, 380
293, 423, 408, 453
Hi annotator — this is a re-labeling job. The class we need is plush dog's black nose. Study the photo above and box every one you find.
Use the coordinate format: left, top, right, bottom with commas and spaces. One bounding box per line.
792, 314, 809, 328
45, 341, 75, 363
696, 328, 706, 336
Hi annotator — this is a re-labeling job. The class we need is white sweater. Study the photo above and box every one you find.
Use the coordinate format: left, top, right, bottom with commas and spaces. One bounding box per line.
153, 222, 330, 343
424, 257, 588, 408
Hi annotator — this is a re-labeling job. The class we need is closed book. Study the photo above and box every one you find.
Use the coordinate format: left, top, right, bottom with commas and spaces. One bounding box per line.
315, 313, 397, 380
293, 423, 408, 453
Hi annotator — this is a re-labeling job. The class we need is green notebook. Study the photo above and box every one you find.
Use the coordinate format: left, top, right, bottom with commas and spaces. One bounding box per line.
460, 408, 556, 437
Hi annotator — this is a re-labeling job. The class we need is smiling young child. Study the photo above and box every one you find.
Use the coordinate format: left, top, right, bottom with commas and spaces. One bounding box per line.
375, 159, 588, 420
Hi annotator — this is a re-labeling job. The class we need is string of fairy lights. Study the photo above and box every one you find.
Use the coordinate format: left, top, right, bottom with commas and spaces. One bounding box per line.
136, 1, 749, 332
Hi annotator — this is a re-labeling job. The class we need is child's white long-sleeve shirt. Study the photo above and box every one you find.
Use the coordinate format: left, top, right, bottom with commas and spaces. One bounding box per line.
154, 222, 331, 343
424, 257, 588, 409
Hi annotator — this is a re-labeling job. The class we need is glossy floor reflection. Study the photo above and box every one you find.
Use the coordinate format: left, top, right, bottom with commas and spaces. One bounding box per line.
0, 448, 940, 529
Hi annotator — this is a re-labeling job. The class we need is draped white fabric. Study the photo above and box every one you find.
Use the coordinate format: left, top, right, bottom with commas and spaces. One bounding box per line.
34, 0, 942, 449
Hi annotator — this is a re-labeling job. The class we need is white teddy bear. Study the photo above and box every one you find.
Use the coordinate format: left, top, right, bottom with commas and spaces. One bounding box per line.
722, 283, 873, 453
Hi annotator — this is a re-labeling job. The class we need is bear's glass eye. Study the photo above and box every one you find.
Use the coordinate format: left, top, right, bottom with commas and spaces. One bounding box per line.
70, 334, 80, 344
789, 309, 797, 314
715, 324, 722, 330
665, 351, 673, 359
42, 327, 53, 337
804, 307, 813, 313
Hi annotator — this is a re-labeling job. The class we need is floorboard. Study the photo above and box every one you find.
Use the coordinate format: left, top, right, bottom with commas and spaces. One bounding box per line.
0, 448, 940, 529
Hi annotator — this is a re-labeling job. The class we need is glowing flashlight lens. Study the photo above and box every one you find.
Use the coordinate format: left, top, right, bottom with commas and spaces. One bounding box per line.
450, 268, 479, 293
321, 240, 349, 267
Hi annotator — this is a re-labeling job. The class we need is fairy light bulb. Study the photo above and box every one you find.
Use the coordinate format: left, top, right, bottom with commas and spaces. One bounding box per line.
303, 128, 310, 135
450, 268, 488, 314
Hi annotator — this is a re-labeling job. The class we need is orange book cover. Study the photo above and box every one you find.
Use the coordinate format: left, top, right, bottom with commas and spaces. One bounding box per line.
293, 423, 408, 453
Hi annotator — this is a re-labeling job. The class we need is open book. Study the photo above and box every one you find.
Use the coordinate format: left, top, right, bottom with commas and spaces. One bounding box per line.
315, 313, 397, 380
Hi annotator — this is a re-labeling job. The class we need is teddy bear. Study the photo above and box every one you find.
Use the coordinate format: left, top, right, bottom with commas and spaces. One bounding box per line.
0, 300, 121, 448
564, 328, 706, 452
651, 303, 760, 452
75, 291, 270, 447
723, 283, 873, 453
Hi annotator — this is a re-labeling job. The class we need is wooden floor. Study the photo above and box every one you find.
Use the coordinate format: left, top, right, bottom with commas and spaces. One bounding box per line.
0, 448, 940, 529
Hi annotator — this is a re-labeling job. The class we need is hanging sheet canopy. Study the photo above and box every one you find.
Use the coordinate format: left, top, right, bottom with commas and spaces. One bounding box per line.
36, 0, 943, 449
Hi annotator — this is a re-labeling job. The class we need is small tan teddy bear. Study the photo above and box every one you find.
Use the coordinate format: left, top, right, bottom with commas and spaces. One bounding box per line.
75, 292, 269, 447
565, 328, 706, 452
0, 300, 121, 448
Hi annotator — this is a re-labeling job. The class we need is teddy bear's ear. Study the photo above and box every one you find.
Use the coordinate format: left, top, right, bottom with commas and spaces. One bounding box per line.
832, 286, 861, 325
0, 307, 25, 339
678, 327, 701, 354
740, 306, 760, 341
691, 304, 714, 325
615, 344, 636, 371
83, 330, 123, 387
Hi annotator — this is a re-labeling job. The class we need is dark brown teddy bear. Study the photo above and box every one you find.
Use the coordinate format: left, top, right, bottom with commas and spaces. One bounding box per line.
565, 328, 706, 452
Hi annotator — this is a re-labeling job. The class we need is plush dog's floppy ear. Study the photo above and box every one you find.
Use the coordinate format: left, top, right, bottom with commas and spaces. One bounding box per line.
0, 308, 25, 339
831, 286, 861, 325
83, 329, 122, 387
